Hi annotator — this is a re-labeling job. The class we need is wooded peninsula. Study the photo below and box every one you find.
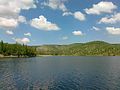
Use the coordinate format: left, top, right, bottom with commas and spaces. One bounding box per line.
0, 40, 36, 57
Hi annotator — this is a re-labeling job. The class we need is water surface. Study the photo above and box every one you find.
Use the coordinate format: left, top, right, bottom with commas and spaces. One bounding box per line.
0, 56, 120, 90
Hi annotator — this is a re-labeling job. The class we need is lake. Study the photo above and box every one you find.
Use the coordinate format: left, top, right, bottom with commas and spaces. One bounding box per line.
0, 56, 120, 90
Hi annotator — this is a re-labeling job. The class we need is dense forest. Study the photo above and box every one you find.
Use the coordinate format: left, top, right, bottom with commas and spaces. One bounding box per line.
0, 40, 36, 57
36, 41, 120, 56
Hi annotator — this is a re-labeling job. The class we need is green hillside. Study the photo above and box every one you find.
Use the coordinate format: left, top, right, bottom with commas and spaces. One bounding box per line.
35, 41, 120, 56
0, 40, 120, 57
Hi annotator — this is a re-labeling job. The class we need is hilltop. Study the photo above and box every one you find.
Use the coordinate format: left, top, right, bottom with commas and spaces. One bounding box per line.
35, 41, 120, 56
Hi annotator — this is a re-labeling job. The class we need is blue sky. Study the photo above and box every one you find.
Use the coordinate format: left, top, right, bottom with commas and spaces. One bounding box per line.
0, 0, 120, 45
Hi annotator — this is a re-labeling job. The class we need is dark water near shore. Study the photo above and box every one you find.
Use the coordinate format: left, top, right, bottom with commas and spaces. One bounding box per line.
0, 56, 120, 90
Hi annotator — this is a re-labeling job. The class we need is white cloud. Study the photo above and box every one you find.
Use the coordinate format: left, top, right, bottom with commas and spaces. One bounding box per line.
62, 36, 68, 40
18, 16, 27, 23
92, 26, 100, 31
24, 32, 31, 36
0, 15, 27, 29
0, 0, 36, 29
0, 0, 36, 18
72, 30, 83, 36
17, 0, 37, 10
74, 11, 86, 21
106, 27, 120, 35
0, 17, 18, 29
84, 1, 117, 15
30, 15, 60, 31
41, 0, 67, 12
99, 13, 120, 24
13, 37, 30, 44
6, 30, 13, 35
63, 11, 86, 21
62, 12, 73, 16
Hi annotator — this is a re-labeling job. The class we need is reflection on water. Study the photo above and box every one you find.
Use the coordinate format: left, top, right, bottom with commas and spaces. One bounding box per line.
0, 56, 120, 90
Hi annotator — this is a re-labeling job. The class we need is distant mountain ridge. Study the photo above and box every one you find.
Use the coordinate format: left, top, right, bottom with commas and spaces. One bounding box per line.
35, 41, 120, 56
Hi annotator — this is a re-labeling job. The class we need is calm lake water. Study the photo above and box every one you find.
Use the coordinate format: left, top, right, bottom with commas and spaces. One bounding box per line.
0, 56, 120, 90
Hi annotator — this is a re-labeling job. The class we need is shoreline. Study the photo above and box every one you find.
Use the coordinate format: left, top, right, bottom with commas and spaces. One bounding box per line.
0, 54, 35, 58
0, 54, 119, 58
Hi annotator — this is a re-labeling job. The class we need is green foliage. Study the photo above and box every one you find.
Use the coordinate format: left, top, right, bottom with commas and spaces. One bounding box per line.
36, 41, 120, 56
0, 41, 36, 57
1, 40, 120, 56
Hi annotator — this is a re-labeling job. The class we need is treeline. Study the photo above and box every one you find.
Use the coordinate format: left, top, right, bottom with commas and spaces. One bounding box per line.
36, 41, 120, 56
0, 40, 36, 57
1, 40, 120, 57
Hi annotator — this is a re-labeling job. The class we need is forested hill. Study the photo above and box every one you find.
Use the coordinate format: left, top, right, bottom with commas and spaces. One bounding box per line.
36, 41, 120, 56
0, 40, 120, 57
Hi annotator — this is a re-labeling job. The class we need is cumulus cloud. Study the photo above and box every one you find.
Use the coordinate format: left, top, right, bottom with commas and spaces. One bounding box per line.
0, 0, 36, 18
6, 30, 14, 35
0, 15, 27, 29
41, 0, 68, 12
63, 11, 86, 21
74, 11, 86, 21
106, 27, 120, 35
24, 32, 31, 36
84, 1, 117, 15
18, 16, 27, 23
62, 12, 73, 16
99, 13, 120, 24
92, 26, 100, 31
13, 37, 30, 44
30, 15, 60, 31
0, 17, 18, 29
42, 0, 85, 21
72, 30, 83, 36
0, 0, 36, 29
